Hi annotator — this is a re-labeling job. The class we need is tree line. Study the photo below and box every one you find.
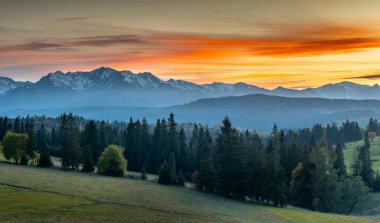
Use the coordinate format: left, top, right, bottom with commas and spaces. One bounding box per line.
0, 114, 379, 214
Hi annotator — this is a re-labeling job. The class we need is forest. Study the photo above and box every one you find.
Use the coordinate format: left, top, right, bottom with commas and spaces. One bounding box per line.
0, 113, 379, 215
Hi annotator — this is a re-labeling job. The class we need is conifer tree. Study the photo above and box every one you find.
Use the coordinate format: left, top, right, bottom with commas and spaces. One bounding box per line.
81, 145, 94, 172
25, 118, 37, 160
168, 113, 179, 168
123, 118, 136, 167
263, 125, 287, 206
283, 136, 301, 184
178, 127, 187, 172
51, 127, 59, 147
168, 152, 177, 184
333, 143, 346, 180
367, 118, 378, 133
289, 163, 313, 209
229, 133, 248, 199
13, 116, 21, 133
81, 120, 100, 162
37, 124, 52, 167
158, 159, 170, 184
246, 132, 265, 202
137, 118, 150, 169
187, 124, 199, 174
60, 113, 81, 169
150, 119, 162, 173
159, 118, 169, 161
352, 131, 373, 188
216, 117, 240, 197
133, 119, 142, 170
312, 124, 324, 142
310, 147, 339, 212
0, 116, 9, 140
197, 128, 216, 192
20, 121, 25, 134
99, 121, 108, 152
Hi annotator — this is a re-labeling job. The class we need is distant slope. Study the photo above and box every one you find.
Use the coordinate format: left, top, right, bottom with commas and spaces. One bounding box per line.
0, 163, 376, 223
4, 94, 380, 131
344, 137, 380, 172
165, 94, 380, 130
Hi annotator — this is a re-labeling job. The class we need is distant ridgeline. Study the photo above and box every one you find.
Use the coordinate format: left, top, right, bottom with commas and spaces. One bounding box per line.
3, 68, 380, 131
0, 113, 379, 214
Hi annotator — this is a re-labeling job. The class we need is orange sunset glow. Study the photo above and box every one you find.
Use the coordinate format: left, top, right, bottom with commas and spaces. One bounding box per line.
1, 0, 380, 89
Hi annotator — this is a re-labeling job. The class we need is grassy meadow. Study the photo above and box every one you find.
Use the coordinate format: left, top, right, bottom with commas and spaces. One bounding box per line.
344, 137, 380, 172
0, 161, 378, 223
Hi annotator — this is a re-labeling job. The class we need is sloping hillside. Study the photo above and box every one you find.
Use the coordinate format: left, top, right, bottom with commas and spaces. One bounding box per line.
344, 137, 380, 172
0, 163, 377, 223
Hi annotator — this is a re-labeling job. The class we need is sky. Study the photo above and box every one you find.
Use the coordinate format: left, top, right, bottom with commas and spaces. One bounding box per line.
1, 0, 380, 89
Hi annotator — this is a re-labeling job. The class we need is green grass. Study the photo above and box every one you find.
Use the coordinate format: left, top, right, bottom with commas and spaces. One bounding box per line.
0, 184, 210, 223
0, 163, 377, 223
344, 137, 380, 172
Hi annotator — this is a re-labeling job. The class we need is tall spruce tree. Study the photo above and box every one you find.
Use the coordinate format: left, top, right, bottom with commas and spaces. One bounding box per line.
168, 113, 180, 169
158, 159, 170, 184
150, 119, 162, 173
81, 120, 100, 162
216, 117, 240, 197
51, 127, 59, 147
333, 143, 346, 180
289, 162, 313, 209
186, 124, 199, 176
0, 116, 9, 140
168, 152, 177, 184
13, 116, 21, 133
137, 118, 150, 170
178, 127, 187, 173
37, 124, 52, 167
81, 145, 94, 172
159, 118, 169, 162
197, 128, 216, 192
264, 125, 287, 206
310, 147, 339, 212
60, 113, 81, 169
246, 132, 265, 202
133, 119, 143, 171
25, 117, 37, 160
230, 132, 249, 199
99, 121, 108, 152
352, 131, 373, 188
123, 118, 136, 170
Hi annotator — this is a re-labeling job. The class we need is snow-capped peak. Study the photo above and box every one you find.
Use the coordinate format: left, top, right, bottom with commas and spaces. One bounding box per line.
0, 76, 32, 95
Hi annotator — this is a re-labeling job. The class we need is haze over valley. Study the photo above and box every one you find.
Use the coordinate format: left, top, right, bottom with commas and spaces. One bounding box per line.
2, 67, 380, 131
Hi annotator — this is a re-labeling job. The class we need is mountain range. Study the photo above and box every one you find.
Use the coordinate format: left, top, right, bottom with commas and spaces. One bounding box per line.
1, 67, 380, 130
2, 67, 380, 103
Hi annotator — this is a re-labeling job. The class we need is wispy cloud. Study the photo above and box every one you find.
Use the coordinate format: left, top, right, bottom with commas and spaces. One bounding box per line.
0, 40, 65, 51
1, 23, 379, 57
0, 35, 145, 52
53, 16, 96, 22
70, 34, 144, 46
346, 74, 380, 79
1, 22, 380, 87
